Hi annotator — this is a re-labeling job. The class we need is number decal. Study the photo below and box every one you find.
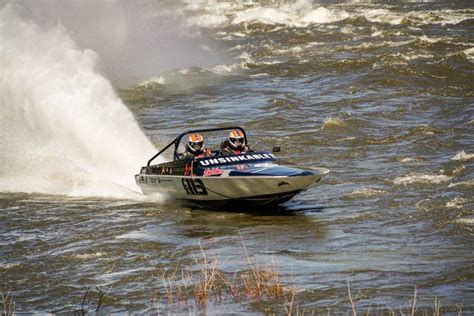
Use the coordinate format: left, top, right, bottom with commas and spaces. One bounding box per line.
182, 178, 208, 196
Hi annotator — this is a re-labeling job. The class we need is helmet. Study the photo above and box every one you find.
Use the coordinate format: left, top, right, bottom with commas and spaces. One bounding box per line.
188, 133, 205, 154
228, 129, 245, 150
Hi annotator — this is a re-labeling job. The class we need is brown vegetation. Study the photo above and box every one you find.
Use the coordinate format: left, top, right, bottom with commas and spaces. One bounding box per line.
155, 236, 295, 312
1, 288, 15, 316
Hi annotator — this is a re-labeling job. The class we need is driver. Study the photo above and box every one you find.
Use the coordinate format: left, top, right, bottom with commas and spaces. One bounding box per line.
184, 133, 211, 159
221, 129, 249, 155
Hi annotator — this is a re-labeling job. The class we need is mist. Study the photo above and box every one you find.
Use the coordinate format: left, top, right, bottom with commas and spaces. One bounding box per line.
4, 0, 229, 86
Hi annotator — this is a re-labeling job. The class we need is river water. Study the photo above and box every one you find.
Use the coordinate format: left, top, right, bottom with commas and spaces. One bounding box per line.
1, 1, 473, 314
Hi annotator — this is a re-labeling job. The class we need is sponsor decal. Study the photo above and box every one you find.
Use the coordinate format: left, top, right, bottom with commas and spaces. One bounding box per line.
203, 168, 223, 177
139, 176, 172, 184
184, 164, 192, 176
182, 178, 208, 196
199, 153, 276, 167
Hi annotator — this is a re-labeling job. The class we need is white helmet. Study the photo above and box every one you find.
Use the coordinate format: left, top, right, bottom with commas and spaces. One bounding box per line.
187, 133, 205, 154
228, 129, 245, 150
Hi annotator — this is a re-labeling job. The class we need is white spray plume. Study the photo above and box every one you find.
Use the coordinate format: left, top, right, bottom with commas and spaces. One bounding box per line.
0, 4, 158, 198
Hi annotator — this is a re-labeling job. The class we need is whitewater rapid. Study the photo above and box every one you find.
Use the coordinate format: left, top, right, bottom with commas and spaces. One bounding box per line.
0, 4, 157, 198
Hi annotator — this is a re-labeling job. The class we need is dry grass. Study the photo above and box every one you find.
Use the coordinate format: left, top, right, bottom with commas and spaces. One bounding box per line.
341, 282, 451, 316
78, 286, 112, 315
1, 288, 15, 316
154, 235, 295, 312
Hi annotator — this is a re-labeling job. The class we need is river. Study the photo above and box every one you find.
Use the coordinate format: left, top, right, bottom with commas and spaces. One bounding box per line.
1, 1, 473, 314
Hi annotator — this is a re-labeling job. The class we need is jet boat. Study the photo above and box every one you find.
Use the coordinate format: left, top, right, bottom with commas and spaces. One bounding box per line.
136, 127, 329, 209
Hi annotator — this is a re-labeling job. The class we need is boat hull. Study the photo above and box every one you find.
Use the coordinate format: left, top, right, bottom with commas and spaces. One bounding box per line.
136, 150, 329, 209
135, 173, 322, 209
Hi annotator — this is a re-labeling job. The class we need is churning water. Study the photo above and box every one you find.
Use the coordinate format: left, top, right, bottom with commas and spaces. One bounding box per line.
1, 0, 473, 314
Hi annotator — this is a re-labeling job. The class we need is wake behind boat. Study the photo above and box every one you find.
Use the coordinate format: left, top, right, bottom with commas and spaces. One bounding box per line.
136, 127, 329, 209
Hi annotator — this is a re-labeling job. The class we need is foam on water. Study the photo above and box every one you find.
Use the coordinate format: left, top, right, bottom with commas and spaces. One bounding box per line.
72, 252, 105, 260
362, 8, 473, 26
446, 197, 467, 209
321, 117, 347, 130
456, 218, 474, 225
363, 9, 404, 25
350, 188, 387, 197
0, 5, 158, 198
139, 76, 167, 87
463, 48, 474, 62
393, 173, 451, 185
182, 0, 349, 28
213, 62, 247, 74
451, 151, 474, 161
448, 180, 474, 188
397, 157, 425, 163
181, 1, 473, 31
302, 7, 349, 25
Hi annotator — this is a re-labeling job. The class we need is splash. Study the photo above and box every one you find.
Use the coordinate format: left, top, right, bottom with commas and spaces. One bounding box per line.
0, 5, 157, 198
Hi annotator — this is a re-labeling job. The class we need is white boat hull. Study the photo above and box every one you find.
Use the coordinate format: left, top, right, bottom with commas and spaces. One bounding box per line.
136, 172, 324, 208
137, 143, 329, 209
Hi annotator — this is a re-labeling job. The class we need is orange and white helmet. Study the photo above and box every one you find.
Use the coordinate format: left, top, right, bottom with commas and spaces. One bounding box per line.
188, 133, 205, 154
229, 129, 245, 150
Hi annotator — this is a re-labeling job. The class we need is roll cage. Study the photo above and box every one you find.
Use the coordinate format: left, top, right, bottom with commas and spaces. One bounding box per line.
146, 127, 247, 167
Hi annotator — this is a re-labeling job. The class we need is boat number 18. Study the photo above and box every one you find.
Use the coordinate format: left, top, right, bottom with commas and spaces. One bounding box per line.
182, 178, 208, 196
